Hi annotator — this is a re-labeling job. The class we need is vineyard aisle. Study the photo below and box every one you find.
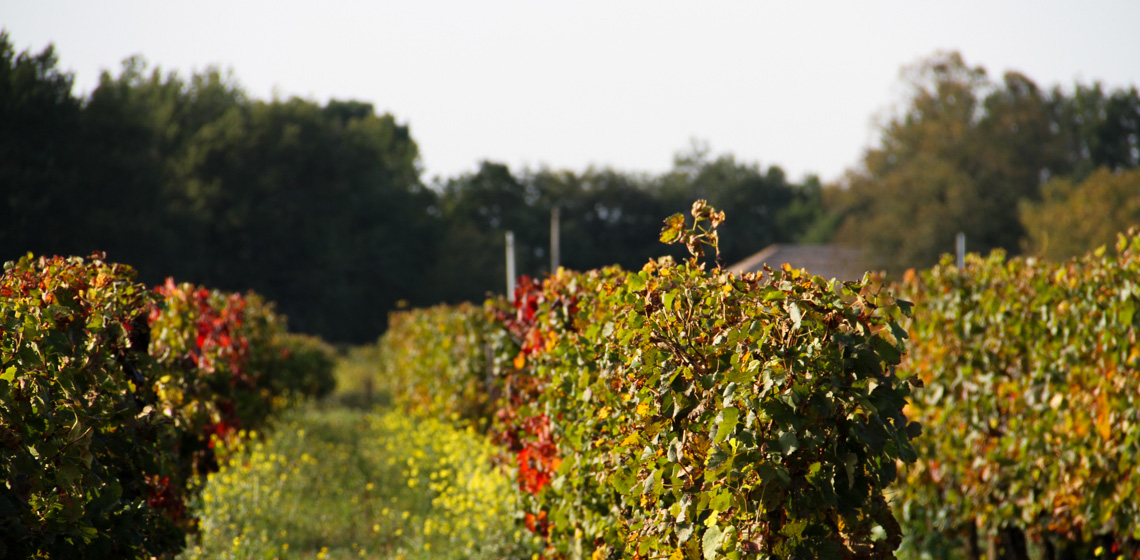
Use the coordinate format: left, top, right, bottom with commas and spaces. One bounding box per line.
179, 403, 542, 560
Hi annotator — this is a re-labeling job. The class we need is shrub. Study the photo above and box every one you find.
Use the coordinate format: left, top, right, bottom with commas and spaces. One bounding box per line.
267, 332, 336, 401
894, 232, 1140, 558
520, 202, 918, 559
148, 278, 336, 474
0, 254, 184, 559
376, 201, 920, 559
375, 302, 492, 420
1, 254, 336, 559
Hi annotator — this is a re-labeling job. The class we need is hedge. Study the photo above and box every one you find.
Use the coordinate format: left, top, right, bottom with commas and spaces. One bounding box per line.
895, 232, 1140, 559
377, 201, 919, 559
0, 253, 334, 559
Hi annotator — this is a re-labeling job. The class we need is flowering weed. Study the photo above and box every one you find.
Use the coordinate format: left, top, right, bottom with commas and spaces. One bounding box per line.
180, 405, 540, 559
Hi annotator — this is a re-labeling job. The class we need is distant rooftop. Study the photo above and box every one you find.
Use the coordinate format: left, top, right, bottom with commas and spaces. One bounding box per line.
726, 244, 869, 281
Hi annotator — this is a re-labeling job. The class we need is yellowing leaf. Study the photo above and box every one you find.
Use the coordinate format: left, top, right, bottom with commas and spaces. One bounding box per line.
1095, 394, 1112, 441
1049, 393, 1064, 410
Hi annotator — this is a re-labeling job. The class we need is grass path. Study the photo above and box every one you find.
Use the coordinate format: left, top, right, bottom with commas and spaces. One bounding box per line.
177, 404, 541, 560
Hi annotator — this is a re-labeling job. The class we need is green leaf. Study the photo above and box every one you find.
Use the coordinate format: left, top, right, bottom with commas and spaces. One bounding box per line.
86, 313, 105, 330
703, 523, 726, 559
726, 357, 759, 384
714, 407, 739, 444
1121, 298, 1136, 325
871, 335, 901, 364
706, 448, 730, 470
780, 519, 807, 539
843, 452, 857, 489
906, 421, 922, 439
788, 302, 802, 329
627, 272, 647, 291
87, 480, 122, 513
710, 490, 731, 513
757, 462, 790, 487
763, 289, 788, 301
676, 522, 695, 544
650, 467, 665, 498
56, 464, 82, 487
660, 213, 686, 243
611, 470, 636, 495
775, 464, 791, 485
778, 430, 799, 455
564, 427, 582, 450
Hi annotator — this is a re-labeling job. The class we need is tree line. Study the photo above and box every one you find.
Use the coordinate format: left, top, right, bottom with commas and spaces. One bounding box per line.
831, 52, 1140, 271
3, 31, 1138, 342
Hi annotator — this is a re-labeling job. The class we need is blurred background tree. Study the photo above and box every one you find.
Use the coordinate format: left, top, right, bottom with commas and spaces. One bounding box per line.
1020, 167, 1140, 261
825, 51, 1140, 273
0, 31, 82, 256
3, 34, 1137, 341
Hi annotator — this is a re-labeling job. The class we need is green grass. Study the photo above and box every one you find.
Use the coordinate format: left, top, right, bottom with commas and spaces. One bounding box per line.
178, 404, 542, 560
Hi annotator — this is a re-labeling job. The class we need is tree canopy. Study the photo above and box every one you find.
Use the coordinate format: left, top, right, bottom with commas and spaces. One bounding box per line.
827, 51, 1140, 273
1020, 167, 1140, 261
3, 33, 1138, 340
2, 35, 431, 342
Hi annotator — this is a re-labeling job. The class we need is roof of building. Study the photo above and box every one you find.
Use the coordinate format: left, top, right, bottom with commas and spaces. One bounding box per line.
726, 244, 868, 281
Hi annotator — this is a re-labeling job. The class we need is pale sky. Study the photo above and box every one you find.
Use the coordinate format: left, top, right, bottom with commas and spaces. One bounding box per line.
5, 1, 1140, 185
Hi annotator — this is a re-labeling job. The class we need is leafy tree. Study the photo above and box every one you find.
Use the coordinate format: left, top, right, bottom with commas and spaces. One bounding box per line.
425, 149, 834, 305
0, 32, 846, 342
0, 31, 82, 258
1020, 166, 1140, 260
829, 53, 1022, 272
160, 95, 430, 342
829, 51, 1139, 273
528, 166, 670, 271
428, 161, 540, 304
76, 57, 246, 278
4, 41, 432, 343
1051, 83, 1140, 178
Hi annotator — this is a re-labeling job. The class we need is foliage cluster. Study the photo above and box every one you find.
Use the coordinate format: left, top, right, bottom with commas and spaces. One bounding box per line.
1, 32, 830, 343
826, 51, 1140, 272
376, 303, 492, 420
0, 253, 334, 559
181, 405, 542, 560
1019, 167, 1140, 261
148, 277, 336, 472
0, 254, 182, 558
7, 34, 1139, 340
894, 232, 1140, 559
376, 202, 919, 559
0, 31, 432, 343
430, 153, 830, 306
324, 344, 390, 410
